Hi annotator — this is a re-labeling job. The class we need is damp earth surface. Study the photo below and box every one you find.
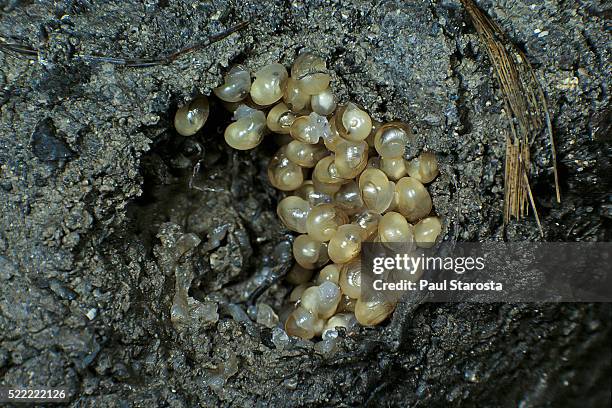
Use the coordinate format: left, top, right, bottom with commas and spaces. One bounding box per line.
0, 0, 610, 407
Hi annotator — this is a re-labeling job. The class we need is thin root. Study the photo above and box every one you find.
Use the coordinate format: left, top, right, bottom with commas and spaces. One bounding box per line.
1, 21, 248, 68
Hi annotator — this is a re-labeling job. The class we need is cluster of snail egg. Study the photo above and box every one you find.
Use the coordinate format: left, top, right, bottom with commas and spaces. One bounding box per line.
174, 53, 442, 340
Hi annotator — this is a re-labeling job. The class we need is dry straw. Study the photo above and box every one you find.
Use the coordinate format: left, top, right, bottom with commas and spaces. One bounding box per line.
460, 0, 561, 235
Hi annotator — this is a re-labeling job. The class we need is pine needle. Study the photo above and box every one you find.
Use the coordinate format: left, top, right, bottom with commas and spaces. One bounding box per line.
460, 0, 560, 236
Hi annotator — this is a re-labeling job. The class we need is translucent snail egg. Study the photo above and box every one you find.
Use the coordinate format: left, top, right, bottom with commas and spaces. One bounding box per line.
306, 203, 349, 242
291, 52, 331, 95
213, 65, 251, 102
355, 294, 395, 326
335, 140, 369, 179
283, 77, 310, 113
290, 112, 331, 144
380, 157, 407, 181
317, 281, 342, 319
311, 88, 337, 116
174, 96, 210, 136
323, 313, 357, 336
294, 180, 332, 206
352, 210, 382, 240
334, 181, 364, 215
267, 102, 296, 134
328, 224, 363, 264
358, 168, 396, 214
339, 259, 361, 299
336, 103, 373, 142
286, 140, 328, 168
277, 196, 311, 233
313, 155, 345, 185
395, 177, 433, 222
406, 151, 439, 184
256, 303, 279, 328
285, 306, 317, 339
315, 264, 341, 285
374, 122, 413, 158
414, 216, 442, 248
286, 264, 314, 285
250, 63, 288, 106
378, 212, 415, 243
268, 146, 304, 191
224, 105, 267, 150
293, 234, 329, 269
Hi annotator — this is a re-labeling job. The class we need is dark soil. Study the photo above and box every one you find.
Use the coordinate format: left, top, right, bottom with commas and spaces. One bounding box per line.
0, 0, 610, 406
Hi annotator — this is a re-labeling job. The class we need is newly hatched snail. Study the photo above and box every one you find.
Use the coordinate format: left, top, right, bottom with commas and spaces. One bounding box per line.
294, 180, 332, 206
313, 155, 345, 185
380, 157, 407, 181
378, 212, 415, 244
301, 281, 342, 319
335, 103, 372, 142
328, 224, 363, 264
334, 181, 364, 215
335, 139, 368, 179
355, 293, 395, 326
284, 307, 319, 340
291, 52, 331, 95
250, 63, 288, 106
290, 112, 332, 144
213, 65, 251, 102
277, 196, 311, 233
395, 177, 433, 222
267, 102, 296, 134
339, 259, 362, 299
414, 216, 442, 248
224, 105, 266, 150
359, 169, 395, 214
285, 140, 328, 168
268, 146, 304, 191
305, 204, 348, 242
406, 151, 439, 183
311, 88, 337, 116
374, 122, 412, 158
315, 263, 341, 284
293, 234, 329, 269
174, 96, 210, 136
284, 77, 310, 113
352, 210, 381, 240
